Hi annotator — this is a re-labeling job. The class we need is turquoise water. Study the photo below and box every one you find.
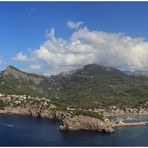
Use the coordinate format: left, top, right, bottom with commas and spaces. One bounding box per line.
0, 114, 148, 146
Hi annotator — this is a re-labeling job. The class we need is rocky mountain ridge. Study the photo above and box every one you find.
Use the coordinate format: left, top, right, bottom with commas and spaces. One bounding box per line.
1, 65, 48, 85
0, 64, 148, 108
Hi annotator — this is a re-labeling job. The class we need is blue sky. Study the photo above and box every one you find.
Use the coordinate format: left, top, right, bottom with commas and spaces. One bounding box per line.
1, 2, 148, 74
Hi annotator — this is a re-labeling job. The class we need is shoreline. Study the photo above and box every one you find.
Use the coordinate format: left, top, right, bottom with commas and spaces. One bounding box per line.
1, 110, 148, 117
0, 108, 148, 133
1, 94, 148, 133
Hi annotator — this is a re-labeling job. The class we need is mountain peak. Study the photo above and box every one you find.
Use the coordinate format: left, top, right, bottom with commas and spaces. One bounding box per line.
1, 65, 44, 85
6, 65, 18, 71
8, 65, 14, 68
1, 65, 24, 81
83, 64, 111, 71
73, 64, 124, 76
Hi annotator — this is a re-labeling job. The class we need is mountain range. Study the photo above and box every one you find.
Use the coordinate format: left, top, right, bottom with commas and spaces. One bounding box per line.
0, 64, 148, 108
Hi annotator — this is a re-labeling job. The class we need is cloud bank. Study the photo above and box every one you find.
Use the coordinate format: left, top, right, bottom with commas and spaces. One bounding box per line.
13, 21, 148, 75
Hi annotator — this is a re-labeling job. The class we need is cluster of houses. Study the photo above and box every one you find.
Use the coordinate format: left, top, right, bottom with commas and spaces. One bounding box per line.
0, 93, 56, 109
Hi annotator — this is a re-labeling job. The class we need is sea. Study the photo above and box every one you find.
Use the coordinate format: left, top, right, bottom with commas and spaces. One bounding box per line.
0, 114, 148, 146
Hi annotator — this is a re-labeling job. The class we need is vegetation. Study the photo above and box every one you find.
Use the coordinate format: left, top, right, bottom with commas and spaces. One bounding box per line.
72, 109, 103, 119
1, 64, 148, 109
0, 77, 44, 97
0, 100, 6, 110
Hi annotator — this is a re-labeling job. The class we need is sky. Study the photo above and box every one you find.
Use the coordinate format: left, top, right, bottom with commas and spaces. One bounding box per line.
1, 2, 148, 75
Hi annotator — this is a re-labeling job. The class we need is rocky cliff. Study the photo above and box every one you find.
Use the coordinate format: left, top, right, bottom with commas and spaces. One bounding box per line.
59, 115, 114, 133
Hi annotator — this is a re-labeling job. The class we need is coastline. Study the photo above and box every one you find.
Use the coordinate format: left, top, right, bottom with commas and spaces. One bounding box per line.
0, 94, 148, 133
0, 107, 148, 133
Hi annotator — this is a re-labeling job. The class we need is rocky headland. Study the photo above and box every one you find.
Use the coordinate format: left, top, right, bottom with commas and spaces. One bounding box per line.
59, 115, 114, 133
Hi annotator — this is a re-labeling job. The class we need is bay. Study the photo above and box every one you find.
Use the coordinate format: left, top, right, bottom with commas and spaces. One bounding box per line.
0, 114, 148, 146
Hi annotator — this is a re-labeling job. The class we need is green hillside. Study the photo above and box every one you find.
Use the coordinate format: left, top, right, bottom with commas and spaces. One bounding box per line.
0, 64, 148, 109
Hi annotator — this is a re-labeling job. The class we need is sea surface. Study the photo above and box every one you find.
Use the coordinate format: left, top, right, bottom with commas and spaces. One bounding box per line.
0, 114, 148, 146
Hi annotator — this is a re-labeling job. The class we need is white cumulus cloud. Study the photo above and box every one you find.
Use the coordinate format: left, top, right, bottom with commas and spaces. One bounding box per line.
14, 24, 148, 75
13, 52, 28, 61
67, 20, 84, 30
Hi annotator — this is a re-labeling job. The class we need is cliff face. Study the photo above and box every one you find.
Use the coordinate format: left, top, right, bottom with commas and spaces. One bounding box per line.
2, 106, 69, 120
59, 115, 114, 133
